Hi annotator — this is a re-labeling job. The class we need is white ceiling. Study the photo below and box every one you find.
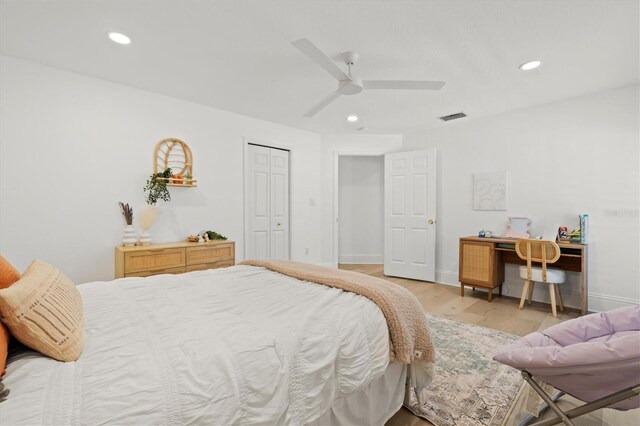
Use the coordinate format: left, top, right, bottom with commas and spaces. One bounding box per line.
1, 0, 638, 135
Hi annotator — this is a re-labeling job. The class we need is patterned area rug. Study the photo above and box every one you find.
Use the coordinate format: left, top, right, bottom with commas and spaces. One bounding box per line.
405, 313, 524, 426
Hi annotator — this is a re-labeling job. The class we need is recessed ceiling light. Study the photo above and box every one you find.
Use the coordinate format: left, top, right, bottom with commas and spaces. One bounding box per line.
519, 60, 541, 71
346, 115, 358, 122
108, 32, 131, 45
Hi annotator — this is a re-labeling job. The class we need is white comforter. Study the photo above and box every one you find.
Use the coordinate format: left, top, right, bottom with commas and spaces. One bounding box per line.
1, 265, 391, 425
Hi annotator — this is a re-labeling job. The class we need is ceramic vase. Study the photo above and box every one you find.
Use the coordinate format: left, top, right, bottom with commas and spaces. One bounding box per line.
139, 206, 159, 246
139, 230, 152, 246
122, 224, 137, 247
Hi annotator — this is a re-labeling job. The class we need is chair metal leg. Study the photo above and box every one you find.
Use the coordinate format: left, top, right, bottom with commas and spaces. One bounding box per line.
529, 381, 640, 426
528, 281, 535, 305
522, 371, 576, 426
555, 285, 564, 312
520, 280, 530, 309
516, 390, 565, 426
549, 284, 557, 317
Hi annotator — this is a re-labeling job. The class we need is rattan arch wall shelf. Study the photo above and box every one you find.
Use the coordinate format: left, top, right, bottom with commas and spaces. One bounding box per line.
154, 138, 197, 187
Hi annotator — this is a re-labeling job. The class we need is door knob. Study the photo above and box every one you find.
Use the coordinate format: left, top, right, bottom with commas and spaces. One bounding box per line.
428, 219, 435, 225
277, 222, 282, 227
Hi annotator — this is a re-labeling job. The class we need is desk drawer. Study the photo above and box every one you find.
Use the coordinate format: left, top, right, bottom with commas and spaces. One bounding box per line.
124, 248, 185, 273
186, 244, 234, 265
186, 260, 234, 272
125, 266, 185, 278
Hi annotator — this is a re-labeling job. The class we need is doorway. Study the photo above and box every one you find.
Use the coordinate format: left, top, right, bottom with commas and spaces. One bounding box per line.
245, 142, 290, 260
335, 154, 385, 265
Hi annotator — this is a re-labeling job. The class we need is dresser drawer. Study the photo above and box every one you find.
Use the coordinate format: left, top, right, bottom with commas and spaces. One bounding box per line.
125, 266, 186, 278
124, 248, 185, 273
185, 260, 234, 272
186, 243, 234, 265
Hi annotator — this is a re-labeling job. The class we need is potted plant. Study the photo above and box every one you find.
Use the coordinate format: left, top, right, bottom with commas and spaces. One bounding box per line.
144, 168, 172, 205
184, 172, 192, 185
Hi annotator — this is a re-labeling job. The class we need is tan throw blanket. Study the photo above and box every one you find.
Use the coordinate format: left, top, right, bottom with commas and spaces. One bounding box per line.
240, 260, 434, 365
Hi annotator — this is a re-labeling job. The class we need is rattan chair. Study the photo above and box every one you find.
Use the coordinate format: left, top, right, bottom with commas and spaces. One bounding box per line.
515, 239, 566, 317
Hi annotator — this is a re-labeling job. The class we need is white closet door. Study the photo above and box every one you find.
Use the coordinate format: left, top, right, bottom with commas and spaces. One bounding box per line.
270, 149, 290, 260
246, 144, 290, 260
247, 145, 271, 259
384, 149, 437, 281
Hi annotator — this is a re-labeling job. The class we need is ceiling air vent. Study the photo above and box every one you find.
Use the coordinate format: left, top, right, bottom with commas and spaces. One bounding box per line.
438, 112, 467, 122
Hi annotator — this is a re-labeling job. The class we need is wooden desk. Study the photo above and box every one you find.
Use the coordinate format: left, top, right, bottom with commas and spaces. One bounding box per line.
459, 236, 588, 314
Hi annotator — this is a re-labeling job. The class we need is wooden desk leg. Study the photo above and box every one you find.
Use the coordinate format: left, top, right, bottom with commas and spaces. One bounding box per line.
499, 284, 503, 297
460, 283, 464, 297
488, 287, 493, 302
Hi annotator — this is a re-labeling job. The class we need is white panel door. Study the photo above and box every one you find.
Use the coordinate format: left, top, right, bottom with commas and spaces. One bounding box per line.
247, 145, 271, 259
246, 144, 290, 260
270, 148, 290, 260
384, 149, 436, 281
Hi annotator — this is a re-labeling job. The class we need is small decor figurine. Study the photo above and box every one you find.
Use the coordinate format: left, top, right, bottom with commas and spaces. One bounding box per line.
171, 173, 184, 185
186, 230, 228, 243
118, 202, 137, 247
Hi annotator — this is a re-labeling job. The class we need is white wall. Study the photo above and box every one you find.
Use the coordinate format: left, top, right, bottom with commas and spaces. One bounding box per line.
0, 56, 323, 284
403, 85, 640, 312
320, 134, 403, 265
338, 156, 384, 263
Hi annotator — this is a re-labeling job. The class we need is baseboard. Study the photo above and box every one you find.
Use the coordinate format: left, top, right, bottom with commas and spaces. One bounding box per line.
588, 293, 640, 312
435, 270, 459, 286
338, 254, 384, 264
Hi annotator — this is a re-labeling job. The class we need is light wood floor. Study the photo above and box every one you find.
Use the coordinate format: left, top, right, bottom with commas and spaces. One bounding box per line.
337, 264, 639, 426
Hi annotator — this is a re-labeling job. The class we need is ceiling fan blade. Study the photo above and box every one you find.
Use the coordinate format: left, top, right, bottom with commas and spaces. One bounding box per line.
292, 38, 351, 82
303, 91, 341, 117
362, 80, 445, 90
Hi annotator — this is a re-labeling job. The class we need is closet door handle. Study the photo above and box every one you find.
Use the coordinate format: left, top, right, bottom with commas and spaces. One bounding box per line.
428, 219, 435, 225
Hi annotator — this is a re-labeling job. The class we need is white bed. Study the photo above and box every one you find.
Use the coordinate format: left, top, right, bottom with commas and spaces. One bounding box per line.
1, 265, 410, 425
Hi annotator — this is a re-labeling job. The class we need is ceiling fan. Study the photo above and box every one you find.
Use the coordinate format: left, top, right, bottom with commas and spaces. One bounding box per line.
292, 38, 445, 117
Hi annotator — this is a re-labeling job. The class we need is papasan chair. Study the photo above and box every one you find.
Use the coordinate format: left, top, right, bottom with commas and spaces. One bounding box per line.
494, 305, 640, 426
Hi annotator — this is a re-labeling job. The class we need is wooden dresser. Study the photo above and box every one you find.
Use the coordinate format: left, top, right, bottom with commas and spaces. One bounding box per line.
115, 240, 235, 278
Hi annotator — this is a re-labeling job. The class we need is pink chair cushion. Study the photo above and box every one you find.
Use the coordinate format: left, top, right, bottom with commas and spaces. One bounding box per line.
493, 305, 640, 410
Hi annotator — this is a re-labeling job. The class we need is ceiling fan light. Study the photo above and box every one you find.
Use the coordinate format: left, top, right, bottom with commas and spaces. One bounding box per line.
346, 115, 359, 122
519, 60, 541, 71
108, 32, 131, 45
